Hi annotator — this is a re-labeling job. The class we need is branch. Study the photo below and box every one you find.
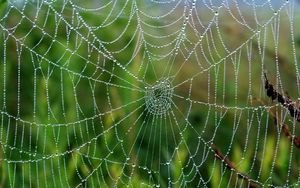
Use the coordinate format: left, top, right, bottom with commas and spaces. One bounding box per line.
268, 111, 300, 149
264, 73, 300, 122
210, 143, 260, 188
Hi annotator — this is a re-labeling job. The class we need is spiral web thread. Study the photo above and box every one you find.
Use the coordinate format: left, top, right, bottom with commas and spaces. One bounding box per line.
145, 78, 173, 115
0, 0, 300, 187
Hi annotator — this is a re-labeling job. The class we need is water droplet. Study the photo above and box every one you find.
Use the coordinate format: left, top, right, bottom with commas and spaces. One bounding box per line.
145, 78, 173, 115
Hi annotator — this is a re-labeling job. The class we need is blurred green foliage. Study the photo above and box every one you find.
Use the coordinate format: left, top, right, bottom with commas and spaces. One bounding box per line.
0, 1, 300, 188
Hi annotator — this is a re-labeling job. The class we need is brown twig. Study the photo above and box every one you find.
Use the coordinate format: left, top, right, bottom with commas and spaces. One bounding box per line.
263, 73, 300, 148
264, 73, 300, 122
210, 143, 260, 188
268, 111, 300, 149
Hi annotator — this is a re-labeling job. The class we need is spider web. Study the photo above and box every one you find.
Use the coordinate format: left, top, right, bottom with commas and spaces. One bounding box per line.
0, 0, 300, 187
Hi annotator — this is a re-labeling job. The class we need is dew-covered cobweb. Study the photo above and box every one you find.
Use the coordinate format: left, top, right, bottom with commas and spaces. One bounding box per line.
1, 0, 300, 187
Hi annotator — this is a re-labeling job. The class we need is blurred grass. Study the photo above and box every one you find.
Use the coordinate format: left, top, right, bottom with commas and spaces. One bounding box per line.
0, 1, 300, 187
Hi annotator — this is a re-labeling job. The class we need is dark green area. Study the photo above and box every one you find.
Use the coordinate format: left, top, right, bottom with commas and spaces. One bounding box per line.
0, 1, 300, 188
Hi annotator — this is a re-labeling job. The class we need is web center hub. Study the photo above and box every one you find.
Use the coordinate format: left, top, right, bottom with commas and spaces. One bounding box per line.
144, 78, 173, 115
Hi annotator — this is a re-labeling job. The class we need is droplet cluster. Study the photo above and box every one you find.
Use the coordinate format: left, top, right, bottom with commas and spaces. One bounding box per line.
145, 78, 173, 115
